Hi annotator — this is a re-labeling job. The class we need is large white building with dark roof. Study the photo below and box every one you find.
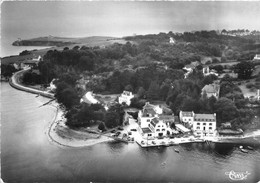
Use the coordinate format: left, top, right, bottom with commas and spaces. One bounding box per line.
193, 113, 217, 137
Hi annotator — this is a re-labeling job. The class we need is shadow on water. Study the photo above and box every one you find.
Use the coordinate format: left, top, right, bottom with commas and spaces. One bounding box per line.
180, 142, 236, 158
106, 141, 127, 154
213, 143, 236, 158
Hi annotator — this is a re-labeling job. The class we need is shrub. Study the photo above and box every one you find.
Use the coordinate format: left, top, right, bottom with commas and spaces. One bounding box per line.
98, 122, 106, 132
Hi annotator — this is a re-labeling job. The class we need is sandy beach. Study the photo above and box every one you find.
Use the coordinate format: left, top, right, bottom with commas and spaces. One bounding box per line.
47, 103, 114, 148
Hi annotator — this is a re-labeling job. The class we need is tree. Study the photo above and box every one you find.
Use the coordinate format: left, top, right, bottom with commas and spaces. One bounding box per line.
79, 56, 95, 71
1, 64, 17, 78
146, 81, 160, 100
137, 87, 146, 99
214, 97, 238, 124
124, 84, 133, 92
130, 97, 146, 109
98, 122, 106, 132
105, 112, 120, 128
234, 61, 254, 79
55, 82, 79, 109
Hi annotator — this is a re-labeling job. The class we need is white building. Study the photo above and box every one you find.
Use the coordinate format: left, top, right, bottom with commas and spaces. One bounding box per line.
138, 102, 172, 139
202, 66, 218, 76
80, 91, 100, 104
169, 37, 176, 44
118, 91, 134, 106
138, 102, 158, 128
49, 79, 57, 92
179, 111, 195, 125
253, 54, 260, 61
192, 113, 217, 137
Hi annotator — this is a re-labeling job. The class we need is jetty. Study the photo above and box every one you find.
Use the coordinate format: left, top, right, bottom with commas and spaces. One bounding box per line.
9, 69, 55, 99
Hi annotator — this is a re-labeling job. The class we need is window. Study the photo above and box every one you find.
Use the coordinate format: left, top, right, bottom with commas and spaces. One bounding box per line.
158, 125, 161, 127
156, 129, 160, 132
209, 127, 212, 130
197, 127, 200, 130
209, 123, 212, 125
203, 123, 206, 125
147, 119, 150, 122
189, 119, 191, 121
148, 134, 152, 136
197, 123, 200, 125
162, 129, 165, 131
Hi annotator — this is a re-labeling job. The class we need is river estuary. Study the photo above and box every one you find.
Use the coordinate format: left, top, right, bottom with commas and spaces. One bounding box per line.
1, 82, 260, 183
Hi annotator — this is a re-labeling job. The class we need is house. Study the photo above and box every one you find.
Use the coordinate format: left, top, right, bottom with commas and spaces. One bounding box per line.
202, 66, 218, 76
20, 55, 42, 69
169, 37, 176, 44
48, 79, 57, 92
20, 60, 39, 69
138, 102, 173, 139
151, 118, 168, 137
201, 83, 220, 99
80, 91, 100, 104
183, 61, 200, 79
179, 111, 195, 125
32, 55, 42, 62
192, 113, 217, 137
253, 54, 260, 61
140, 118, 168, 139
138, 102, 158, 128
118, 91, 134, 106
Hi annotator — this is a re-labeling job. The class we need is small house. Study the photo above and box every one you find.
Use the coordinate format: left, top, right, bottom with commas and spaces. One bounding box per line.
179, 111, 195, 125
201, 83, 220, 99
118, 91, 134, 106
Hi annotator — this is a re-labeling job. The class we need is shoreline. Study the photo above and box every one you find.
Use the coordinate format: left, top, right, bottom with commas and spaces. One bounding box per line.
9, 70, 115, 148
9, 70, 260, 148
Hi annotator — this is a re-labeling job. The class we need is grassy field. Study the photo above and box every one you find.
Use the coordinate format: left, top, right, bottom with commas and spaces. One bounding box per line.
2, 36, 128, 65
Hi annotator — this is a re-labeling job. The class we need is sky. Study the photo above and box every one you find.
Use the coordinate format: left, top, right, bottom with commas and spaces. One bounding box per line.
1, 1, 260, 56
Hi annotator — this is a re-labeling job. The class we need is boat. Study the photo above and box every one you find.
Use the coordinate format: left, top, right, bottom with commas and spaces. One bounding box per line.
239, 146, 248, 153
174, 149, 179, 153
247, 146, 254, 150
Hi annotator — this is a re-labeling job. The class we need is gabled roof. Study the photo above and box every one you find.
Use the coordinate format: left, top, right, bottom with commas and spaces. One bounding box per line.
121, 91, 133, 96
202, 84, 219, 93
150, 118, 159, 127
159, 115, 175, 121
181, 111, 194, 117
141, 127, 153, 134
142, 102, 157, 117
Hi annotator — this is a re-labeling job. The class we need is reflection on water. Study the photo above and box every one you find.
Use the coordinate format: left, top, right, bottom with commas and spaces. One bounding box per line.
1, 82, 260, 183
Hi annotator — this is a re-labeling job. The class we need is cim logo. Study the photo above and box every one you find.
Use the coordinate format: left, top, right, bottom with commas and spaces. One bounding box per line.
225, 170, 250, 181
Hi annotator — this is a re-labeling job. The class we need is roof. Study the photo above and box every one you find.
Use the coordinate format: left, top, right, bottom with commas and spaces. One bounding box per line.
159, 115, 175, 121
175, 124, 191, 133
194, 113, 216, 122
142, 102, 157, 117
202, 84, 219, 93
181, 111, 194, 117
22, 60, 39, 64
122, 91, 133, 96
150, 118, 159, 127
141, 127, 153, 134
